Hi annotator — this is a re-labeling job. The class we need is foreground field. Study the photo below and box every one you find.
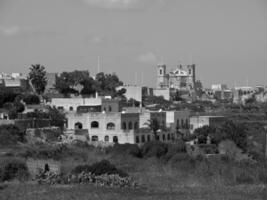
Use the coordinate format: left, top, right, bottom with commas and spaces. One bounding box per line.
1, 183, 266, 200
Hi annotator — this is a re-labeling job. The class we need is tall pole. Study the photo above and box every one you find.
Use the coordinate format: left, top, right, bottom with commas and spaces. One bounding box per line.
97, 56, 100, 74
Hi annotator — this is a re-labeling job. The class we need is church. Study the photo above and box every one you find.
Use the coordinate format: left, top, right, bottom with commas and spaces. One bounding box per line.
156, 64, 196, 91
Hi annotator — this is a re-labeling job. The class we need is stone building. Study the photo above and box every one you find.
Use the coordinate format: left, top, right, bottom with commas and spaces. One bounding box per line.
189, 115, 226, 134
156, 64, 196, 91
67, 112, 139, 144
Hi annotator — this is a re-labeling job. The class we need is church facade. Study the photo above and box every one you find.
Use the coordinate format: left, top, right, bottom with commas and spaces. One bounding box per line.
157, 64, 196, 91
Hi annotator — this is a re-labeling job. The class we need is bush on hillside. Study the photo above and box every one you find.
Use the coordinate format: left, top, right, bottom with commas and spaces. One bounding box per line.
107, 144, 142, 158
141, 141, 168, 158
0, 124, 25, 145
71, 160, 128, 177
0, 158, 29, 182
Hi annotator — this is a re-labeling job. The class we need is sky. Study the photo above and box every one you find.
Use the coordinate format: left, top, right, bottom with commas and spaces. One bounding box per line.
0, 0, 266, 88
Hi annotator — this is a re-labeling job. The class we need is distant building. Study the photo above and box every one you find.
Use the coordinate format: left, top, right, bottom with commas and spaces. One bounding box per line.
0, 72, 30, 92
233, 86, 256, 104
153, 88, 170, 101
45, 72, 58, 94
211, 84, 228, 91
189, 115, 226, 134
156, 63, 196, 91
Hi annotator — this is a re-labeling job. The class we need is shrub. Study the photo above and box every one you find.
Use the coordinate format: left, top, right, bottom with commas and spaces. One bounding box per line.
71, 160, 128, 177
141, 141, 168, 158
0, 124, 25, 145
22, 94, 40, 105
0, 158, 29, 182
107, 144, 142, 158
236, 171, 254, 184
163, 141, 187, 161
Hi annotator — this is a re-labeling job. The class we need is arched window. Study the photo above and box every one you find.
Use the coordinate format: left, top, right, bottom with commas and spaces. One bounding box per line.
104, 135, 109, 142
92, 136, 98, 141
181, 119, 184, 128
128, 122, 132, 130
109, 106, 112, 112
147, 135, 151, 142
136, 136, 140, 143
74, 122, 83, 130
141, 135, 145, 143
107, 122, 115, 130
69, 106, 73, 111
162, 134, 166, 141
122, 122, 127, 130
91, 121, 99, 128
113, 136, 118, 143
134, 122, 138, 130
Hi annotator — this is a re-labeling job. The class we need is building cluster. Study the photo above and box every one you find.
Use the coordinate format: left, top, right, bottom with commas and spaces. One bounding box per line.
0, 73, 30, 92
47, 96, 226, 144
0, 62, 267, 144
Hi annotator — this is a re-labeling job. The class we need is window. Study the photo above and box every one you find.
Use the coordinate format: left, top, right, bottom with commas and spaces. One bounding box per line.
74, 122, 83, 130
104, 136, 109, 142
92, 136, 98, 142
58, 106, 64, 110
160, 69, 162, 75
128, 122, 133, 130
113, 136, 118, 143
162, 134, 166, 141
109, 106, 112, 112
122, 122, 127, 130
136, 136, 140, 143
177, 119, 180, 128
69, 106, 73, 111
181, 119, 184, 128
107, 122, 115, 130
189, 69, 192, 75
134, 122, 138, 130
147, 135, 151, 142
141, 135, 145, 143
91, 121, 99, 128
185, 119, 189, 129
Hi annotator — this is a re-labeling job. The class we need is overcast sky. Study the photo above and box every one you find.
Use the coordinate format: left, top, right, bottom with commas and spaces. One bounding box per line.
0, 0, 266, 88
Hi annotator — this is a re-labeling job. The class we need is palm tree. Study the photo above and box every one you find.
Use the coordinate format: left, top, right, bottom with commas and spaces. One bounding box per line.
28, 64, 47, 95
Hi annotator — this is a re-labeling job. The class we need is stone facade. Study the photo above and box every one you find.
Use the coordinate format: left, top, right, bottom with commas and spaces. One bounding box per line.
66, 112, 139, 144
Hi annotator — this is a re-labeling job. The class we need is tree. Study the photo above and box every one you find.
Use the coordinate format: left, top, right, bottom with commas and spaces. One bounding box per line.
28, 64, 47, 95
193, 125, 216, 144
145, 119, 160, 140
47, 106, 66, 129
217, 121, 247, 151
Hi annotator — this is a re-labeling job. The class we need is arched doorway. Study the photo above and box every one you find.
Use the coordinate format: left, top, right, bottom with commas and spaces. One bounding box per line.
113, 136, 118, 143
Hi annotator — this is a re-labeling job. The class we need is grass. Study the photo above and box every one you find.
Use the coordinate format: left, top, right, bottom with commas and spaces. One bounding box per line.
1, 183, 266, 200
1, 143, 267, 199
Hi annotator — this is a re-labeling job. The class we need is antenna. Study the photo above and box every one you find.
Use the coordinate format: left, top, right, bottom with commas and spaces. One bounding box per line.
97, 56, 100, 74
141, 72, 144, 86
